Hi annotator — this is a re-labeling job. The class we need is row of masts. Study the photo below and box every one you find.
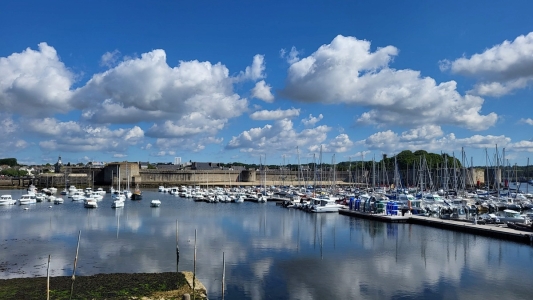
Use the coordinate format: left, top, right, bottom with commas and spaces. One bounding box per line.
278, 146, 530, 194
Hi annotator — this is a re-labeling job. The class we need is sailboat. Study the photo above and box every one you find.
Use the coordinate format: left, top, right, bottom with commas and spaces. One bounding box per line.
124, 162, 132, 199
257, 155, 267, 203
131, 184, 142, 200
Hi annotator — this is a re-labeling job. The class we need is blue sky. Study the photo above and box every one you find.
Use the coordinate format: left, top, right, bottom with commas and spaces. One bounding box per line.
1, 1, 533, 167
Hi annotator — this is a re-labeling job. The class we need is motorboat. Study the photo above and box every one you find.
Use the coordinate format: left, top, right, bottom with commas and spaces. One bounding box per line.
257, 193, 268, 203
68, 185, 77, 194
0, 195, 16, 205
89, 191, 104, 201
71, 191, 86, 201
494, 209, 526, 223
35, 193, 46, 202
96, 187, 106, 196
53, 197, 64, 205
310, 196, 344, 213
150, 199, 161, 207
84, 198, 98, 208
19, 194, 37, 205
234, 193, 245, 203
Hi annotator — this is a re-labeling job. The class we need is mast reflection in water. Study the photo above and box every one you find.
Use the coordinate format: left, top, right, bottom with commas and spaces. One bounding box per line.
1, 189, 532, 299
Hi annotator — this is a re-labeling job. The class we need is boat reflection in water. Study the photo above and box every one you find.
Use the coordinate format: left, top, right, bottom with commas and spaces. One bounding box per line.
0, 189, 532, 299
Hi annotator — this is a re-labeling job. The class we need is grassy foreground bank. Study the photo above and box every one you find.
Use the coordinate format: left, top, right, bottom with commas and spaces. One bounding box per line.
0, 272, 207, 300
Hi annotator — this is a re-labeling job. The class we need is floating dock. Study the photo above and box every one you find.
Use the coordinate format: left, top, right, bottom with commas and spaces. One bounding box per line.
339, 209, 533, 244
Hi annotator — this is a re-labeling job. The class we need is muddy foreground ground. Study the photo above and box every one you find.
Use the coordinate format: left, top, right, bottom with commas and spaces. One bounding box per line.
0, 271, 207, 300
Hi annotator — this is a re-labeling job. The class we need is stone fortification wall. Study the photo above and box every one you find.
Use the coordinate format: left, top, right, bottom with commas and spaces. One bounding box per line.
137, 169, 352, 187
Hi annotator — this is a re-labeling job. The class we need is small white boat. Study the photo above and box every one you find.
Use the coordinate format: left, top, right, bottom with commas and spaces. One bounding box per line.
310, 196, 344, 213
150, 199, 161, 207
96, 187, 106, 196
84, 198, 98, 208
35, 193, 46, 202
89, 191, 104, 201
53, 197, 64, 205
0, 195, 16, 205
71, 191, 86, 201
112, 199, 125, 208
19, 194, 37, 205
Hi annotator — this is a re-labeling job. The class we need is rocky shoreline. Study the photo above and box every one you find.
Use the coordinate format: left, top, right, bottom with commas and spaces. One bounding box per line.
0, 271, 207, 300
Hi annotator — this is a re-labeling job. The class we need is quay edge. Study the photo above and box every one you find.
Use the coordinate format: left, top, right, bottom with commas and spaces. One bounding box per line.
339, 209, 533, 244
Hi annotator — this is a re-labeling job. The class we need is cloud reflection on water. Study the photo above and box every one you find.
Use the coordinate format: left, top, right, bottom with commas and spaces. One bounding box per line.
1, 190, 532, 299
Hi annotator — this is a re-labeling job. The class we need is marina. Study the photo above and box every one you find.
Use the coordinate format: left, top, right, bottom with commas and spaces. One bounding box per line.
1, 188, 533, 299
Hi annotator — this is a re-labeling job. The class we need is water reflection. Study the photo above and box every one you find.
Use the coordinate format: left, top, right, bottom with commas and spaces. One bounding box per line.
0, 190, 532, 299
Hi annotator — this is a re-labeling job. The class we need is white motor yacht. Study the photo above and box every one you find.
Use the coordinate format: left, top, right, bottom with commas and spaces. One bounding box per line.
310, 196, 344, 213
150, 199, 161, 207
0, 195, 16, 205
495, 209, 526, 223
19, 194, 37, 205
71, 191, 86, 201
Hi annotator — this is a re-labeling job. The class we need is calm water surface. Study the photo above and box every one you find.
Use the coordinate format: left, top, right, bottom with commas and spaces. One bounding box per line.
1, 189, 533, 300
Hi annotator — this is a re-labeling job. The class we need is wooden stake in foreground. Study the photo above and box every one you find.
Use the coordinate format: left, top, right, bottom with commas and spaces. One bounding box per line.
193, 229, 197, 300
72, 230, 81, 280
176, 220, 180, 273
46, 255, 51, 300
222, 252, 225, 300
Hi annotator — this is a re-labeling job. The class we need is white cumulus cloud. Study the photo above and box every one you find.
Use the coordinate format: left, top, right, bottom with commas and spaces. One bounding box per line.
249, 108, 300, 121
519, 118, 533, 126
0, 43, 74, 116
447, 32, 533, 96
25, 118, 145, 153
226, 119, 332, 155
301, 114, 323, 127
251, 80, 274, 102
237, 54, 266, 81
281, 35, 497, 131
358, 125, 511, 154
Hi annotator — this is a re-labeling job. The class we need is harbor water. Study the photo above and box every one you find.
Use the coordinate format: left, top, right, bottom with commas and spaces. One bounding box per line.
1, 189, 533, 299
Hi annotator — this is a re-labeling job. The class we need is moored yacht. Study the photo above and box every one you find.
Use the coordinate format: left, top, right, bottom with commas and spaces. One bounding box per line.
112, 199, 125, 208
310, 196, 344, 213
19, 194, 37, 205
84, 198, 98, 208
0, 195, 16, 205
495, 209, 526, 223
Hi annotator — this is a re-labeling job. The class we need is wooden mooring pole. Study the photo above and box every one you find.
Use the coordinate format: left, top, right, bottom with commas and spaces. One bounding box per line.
176, 220, 180, 273
222, 252, 225, 300
46, 255, 51, 300
72, 230, 81, 280
193, 229, 197, 300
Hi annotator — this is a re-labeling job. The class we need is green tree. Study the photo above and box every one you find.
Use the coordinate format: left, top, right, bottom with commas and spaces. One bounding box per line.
0, 158, 18, 167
